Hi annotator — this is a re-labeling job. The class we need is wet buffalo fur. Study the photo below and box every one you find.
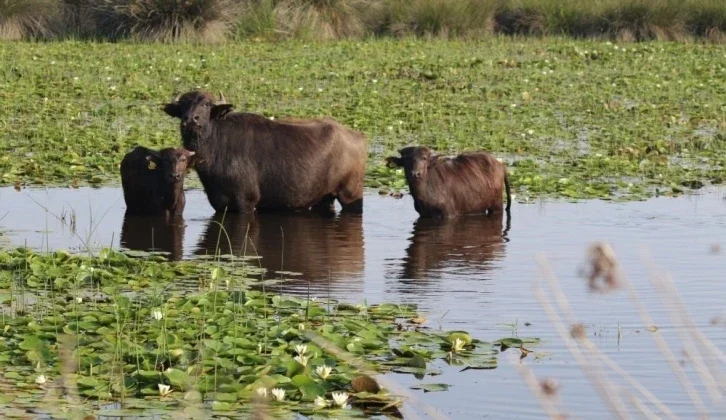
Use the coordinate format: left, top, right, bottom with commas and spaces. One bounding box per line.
386, 146, 511, 218
163, 90, 367, 214
120, 146, 195, 218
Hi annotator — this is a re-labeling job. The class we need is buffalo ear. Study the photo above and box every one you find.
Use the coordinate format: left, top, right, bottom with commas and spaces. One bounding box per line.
385, 156, 403, 168
211, 104, 234, 120
145, 152, 160, 170
163, 103, 181, 119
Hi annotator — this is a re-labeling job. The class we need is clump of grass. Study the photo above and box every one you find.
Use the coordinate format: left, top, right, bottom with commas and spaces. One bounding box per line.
59, 0, 100, 38
95, 0, 242, 43
686, 0, 726, 42
384, 0, 497, 38
235, 0, 277, 39
273, 0, 382, 40
602, 0, 688, 42
0, 0, 61, 40
494, 0, 693, 41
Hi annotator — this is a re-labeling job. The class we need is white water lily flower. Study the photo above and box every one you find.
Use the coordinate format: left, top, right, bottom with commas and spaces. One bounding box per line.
316, 365, 332, 380
256, 387, 268, 398
271, 388, 286, 402
298, 323, 305, 331
332, 391, 349, 408
452, 338, 466, 353
76, 297, 82, 303
151, 309, 163, 321
314, 396, 328, 408
294, 354, 309, 366
35, 374, 47, 385
295, 344, 308, 355
158, 383, 172, 396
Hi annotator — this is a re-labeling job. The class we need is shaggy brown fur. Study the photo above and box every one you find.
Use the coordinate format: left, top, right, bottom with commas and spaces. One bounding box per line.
163, 90, 367, 214
386, 146, 511, 218
120, 146, 195, 217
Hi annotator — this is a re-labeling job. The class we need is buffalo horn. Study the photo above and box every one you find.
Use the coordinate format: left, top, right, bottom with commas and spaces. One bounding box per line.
217, 90, 226, 104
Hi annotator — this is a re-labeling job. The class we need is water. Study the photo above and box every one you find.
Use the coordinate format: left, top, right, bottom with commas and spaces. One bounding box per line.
1, 186, 725, 419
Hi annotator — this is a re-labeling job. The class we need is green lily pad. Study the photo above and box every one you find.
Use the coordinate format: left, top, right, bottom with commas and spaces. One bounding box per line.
410, 383, 450, 393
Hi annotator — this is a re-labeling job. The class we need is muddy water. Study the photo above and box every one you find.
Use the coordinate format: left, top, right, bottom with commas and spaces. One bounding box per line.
1, 186, 725, 419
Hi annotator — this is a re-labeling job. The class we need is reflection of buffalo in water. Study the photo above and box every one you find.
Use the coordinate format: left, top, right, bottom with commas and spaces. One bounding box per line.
194, 212, 364, 282
119, 214, 186, 261
397, 212, 510, 280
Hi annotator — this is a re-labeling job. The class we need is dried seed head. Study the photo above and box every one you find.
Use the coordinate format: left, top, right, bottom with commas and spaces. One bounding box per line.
540, 378, 559, 397
582, 242, 622, 293
570, 323, 586, 340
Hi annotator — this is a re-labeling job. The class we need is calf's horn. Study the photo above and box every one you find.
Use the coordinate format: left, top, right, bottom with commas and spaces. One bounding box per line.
172, 93, 181, 103
218, 90, 226, 104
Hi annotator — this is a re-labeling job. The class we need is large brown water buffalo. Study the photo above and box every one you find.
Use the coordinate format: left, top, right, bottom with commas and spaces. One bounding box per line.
386, 146, 511, 218
120, 146, 195, 217
163, 90, 367, 214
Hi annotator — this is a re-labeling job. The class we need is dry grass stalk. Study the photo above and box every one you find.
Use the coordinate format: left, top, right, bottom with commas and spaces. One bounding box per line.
541, 253, 679, 419
640, 250, 725, 403
534, 258, 632, 419
530, 241, 724, 419
507, 352, 565, 419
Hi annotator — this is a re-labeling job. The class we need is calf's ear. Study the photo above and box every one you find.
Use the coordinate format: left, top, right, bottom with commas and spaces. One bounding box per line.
211, 104, 234, 120
385, 156, 403, 167
163, 103, 181, 118
145, 152, 160, 170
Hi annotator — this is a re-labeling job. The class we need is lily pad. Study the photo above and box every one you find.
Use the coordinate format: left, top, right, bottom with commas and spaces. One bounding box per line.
410, 383, 450, 393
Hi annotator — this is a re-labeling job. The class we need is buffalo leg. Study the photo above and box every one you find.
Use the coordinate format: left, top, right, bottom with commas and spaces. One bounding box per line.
208, 195, 232, 214
311, 194, 336, 214
337, 177, 363, 213
234, 192, 259, 214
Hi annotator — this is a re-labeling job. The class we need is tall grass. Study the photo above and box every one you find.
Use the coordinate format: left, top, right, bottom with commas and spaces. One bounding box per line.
517, 244, 725, 419
2, 0, 726, 42
95, 0, 242, 43
0, 0, 61, 40
273, 0, 382, 40
235, 0, 277, 39
384, 0, 498, 38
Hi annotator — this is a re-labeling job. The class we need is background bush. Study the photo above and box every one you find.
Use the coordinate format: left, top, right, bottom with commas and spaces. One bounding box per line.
1, 0, 726, 42
0, 0, 61, 40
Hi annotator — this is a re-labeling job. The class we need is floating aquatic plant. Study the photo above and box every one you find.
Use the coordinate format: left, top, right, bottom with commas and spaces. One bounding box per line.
0, 247, 541, 417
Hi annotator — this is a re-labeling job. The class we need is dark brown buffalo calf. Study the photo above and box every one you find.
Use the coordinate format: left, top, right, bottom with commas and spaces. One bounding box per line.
386, 146, 511, 218
162, 90, 367, 214
120, 146, 195, 217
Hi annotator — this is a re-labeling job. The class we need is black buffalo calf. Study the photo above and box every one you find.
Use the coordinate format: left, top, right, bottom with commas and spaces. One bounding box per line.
120, 146, 195, 217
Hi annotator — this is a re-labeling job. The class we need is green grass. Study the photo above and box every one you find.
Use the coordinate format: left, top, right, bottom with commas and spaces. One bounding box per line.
0, 38, 725, 200
0, 246, 535, 416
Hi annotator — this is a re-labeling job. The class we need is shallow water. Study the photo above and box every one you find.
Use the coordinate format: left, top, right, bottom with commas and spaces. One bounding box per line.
1, 186, 725, 419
